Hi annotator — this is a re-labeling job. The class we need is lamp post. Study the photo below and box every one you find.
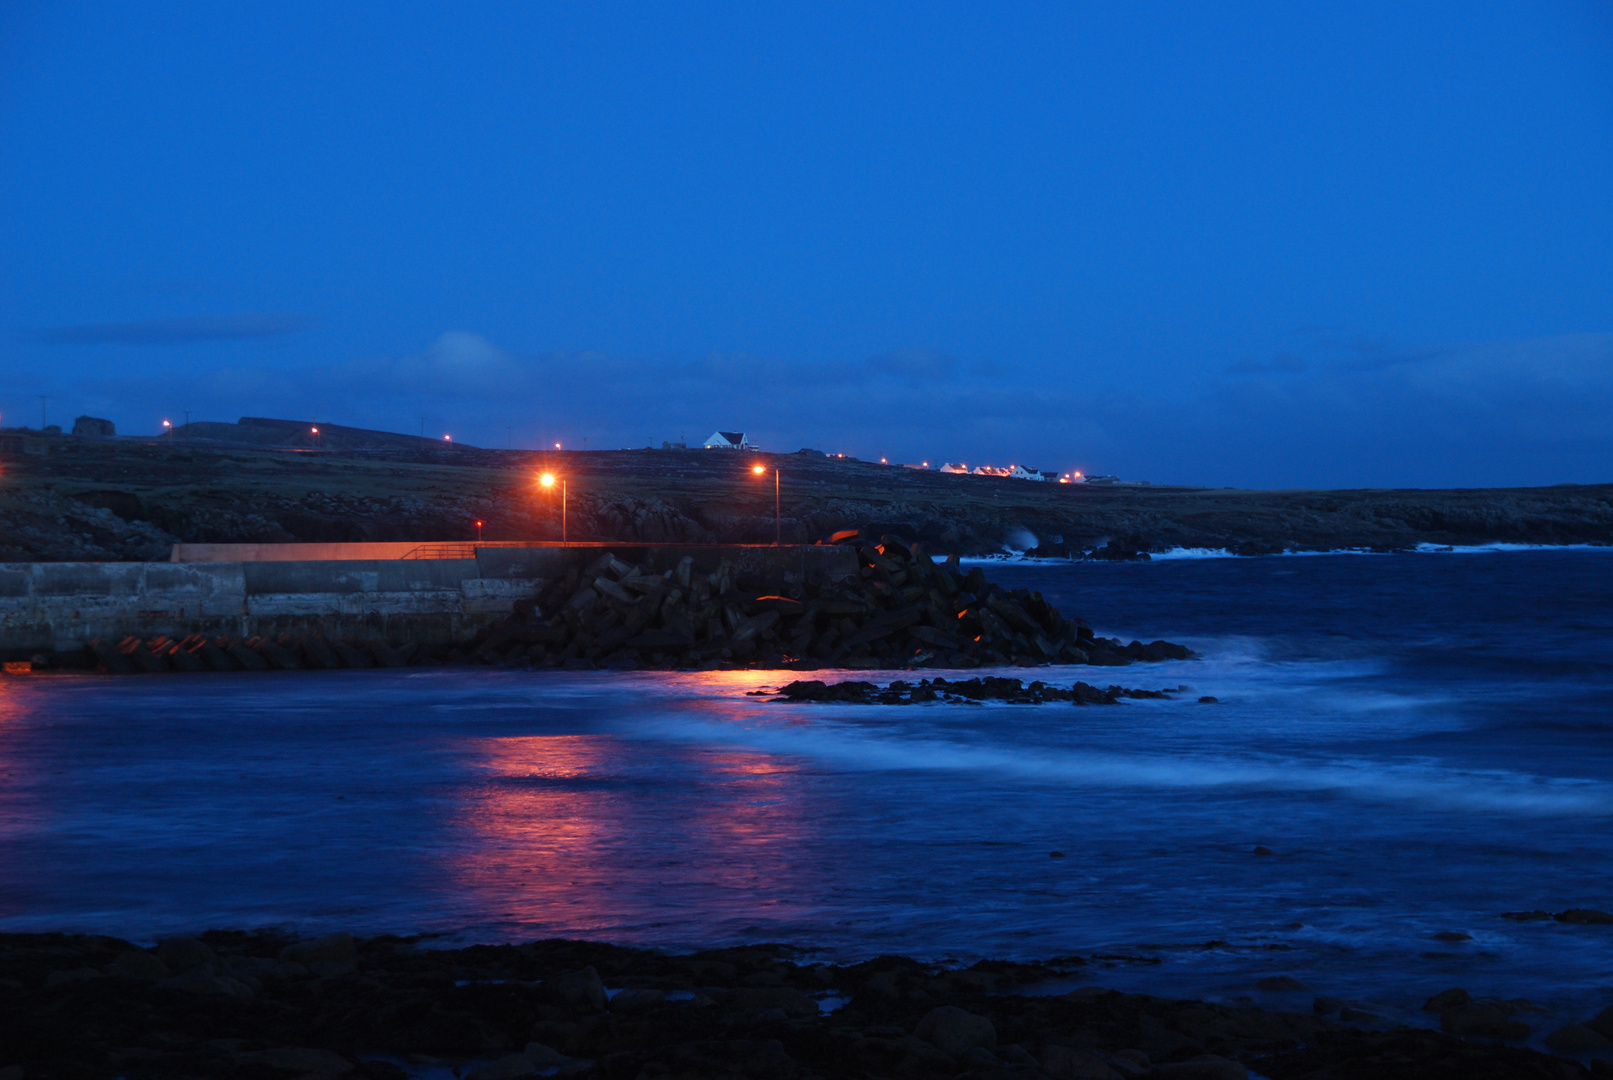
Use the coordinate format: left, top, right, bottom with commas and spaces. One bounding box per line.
752, 463, 780, 545
476, 519, 484, 543
540, 473, 566, 546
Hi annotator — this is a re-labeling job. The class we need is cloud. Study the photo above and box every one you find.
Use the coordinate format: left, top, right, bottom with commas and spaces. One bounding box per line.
27, 312, 312, 344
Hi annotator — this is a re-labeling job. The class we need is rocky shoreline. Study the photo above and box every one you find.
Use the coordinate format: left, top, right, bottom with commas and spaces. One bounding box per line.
2, 930, 1608, 1080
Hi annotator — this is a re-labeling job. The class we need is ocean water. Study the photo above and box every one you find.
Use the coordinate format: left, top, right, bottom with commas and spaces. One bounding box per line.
1, 549, 1611, 1040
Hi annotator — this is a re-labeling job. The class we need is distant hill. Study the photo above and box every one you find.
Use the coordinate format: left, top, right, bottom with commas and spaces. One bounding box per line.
169, 417, 478, 451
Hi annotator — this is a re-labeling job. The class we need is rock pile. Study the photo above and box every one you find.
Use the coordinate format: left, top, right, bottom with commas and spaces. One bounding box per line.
768, 676, 1183, 705
60, 540, 1192, 674
1, 931, 1604, 1080
462, 539, 1192, 671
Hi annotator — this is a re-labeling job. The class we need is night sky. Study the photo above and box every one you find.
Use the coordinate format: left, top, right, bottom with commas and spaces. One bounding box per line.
3, 2, 1611, 488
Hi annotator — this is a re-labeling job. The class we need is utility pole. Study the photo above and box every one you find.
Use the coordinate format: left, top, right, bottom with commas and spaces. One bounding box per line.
183, 410, 190, 436
418, 416, 426, 440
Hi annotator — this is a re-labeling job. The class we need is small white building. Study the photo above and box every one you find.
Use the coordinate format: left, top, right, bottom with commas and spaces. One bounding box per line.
1008, 464, 1046, 481
703, 431, 753, 450
972, 465, 1011, 477
940, 462, 970, 474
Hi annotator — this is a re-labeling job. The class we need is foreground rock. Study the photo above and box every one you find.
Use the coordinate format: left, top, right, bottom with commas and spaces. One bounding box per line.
0, 932, 1605, 1079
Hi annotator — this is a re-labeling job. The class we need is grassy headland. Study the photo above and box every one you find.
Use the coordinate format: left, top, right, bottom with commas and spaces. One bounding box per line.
1, 424, 1609, 561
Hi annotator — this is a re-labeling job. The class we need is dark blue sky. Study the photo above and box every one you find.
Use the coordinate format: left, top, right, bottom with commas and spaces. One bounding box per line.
3, 2, 1611, 487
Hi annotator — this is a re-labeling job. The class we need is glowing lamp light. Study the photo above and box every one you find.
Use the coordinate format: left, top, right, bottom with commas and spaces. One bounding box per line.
539, 473, 556, 488
162, 420, 171, 428
311, 426, 319, 434
752, 464, 766, 475
880, 457, 887, 464
443, 434, 452, 442
554, 442, 561, 449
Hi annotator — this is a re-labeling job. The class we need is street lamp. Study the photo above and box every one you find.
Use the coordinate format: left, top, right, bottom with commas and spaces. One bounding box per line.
540, 472, 566, 546
752, 463, 780, 545
475, 518, 484, 543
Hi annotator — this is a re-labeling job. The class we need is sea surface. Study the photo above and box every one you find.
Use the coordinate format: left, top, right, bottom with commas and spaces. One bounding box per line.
2, 549, 1611, 1040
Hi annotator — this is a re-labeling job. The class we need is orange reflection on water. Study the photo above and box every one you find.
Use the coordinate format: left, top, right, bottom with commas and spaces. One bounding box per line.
447, 729, 819, 937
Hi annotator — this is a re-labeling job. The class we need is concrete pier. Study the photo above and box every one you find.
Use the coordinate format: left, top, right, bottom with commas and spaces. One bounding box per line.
0, 544, 858, 654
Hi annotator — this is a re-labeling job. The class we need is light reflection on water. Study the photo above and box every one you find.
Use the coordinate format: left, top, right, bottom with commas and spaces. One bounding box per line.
449, 732, 819, 938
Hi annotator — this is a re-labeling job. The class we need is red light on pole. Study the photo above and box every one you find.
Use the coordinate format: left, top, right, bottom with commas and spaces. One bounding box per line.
475, 519, 483, 542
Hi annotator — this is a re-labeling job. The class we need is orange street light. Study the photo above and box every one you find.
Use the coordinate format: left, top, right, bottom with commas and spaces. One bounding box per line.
540, 473, 567, 545
475, 518, 484, 542
752, 463, 780, 545
161, 419, 171, 431
443, 434, 452, 442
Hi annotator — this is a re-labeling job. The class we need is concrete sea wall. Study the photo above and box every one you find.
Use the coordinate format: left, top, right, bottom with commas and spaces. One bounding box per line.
0, 544, 856, 654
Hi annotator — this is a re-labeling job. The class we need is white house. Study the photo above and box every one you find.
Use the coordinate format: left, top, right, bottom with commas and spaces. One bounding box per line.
972, 465, 1011, 477
940, 462, 970, 474
703, 431, 753, 450
1008, 465, 1046, 481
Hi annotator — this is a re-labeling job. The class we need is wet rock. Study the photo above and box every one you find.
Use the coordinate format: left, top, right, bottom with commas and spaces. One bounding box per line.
1589, 1005, 1613, 1039
1041, 1043, 1121, 1078
1422, 987, 1471, 1012
1547, 1025, 1613, 1052
729, 986, 819, 1018
158, 969, 255, 997
107, 949, 169, 980
156, 935, 216, 973
44, 967, 101, 987
1557, 909, 1613, 925
554, 966, 607, 1012
243, 1047, 353, 1077
914, 1004, 996, 1054
1438, 1002, 1530, 1041
281, 932, 356, 966
1255, 976, 1309, 991
465, 1052, 540, 1080
1152, 1056, 1248, 1080
1251, 846, 1274, 856
608, 987, 665, 1013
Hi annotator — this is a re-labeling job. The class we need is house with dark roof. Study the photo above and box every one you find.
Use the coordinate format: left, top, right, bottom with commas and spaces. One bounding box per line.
703, 431, 753, 450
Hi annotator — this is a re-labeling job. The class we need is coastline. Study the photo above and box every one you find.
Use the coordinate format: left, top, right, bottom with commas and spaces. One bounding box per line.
5, 930, 1608, 1080
2, 435, 1609, 562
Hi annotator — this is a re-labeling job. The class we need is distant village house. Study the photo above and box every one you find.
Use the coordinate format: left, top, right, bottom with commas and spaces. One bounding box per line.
703, 431, 753, 450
